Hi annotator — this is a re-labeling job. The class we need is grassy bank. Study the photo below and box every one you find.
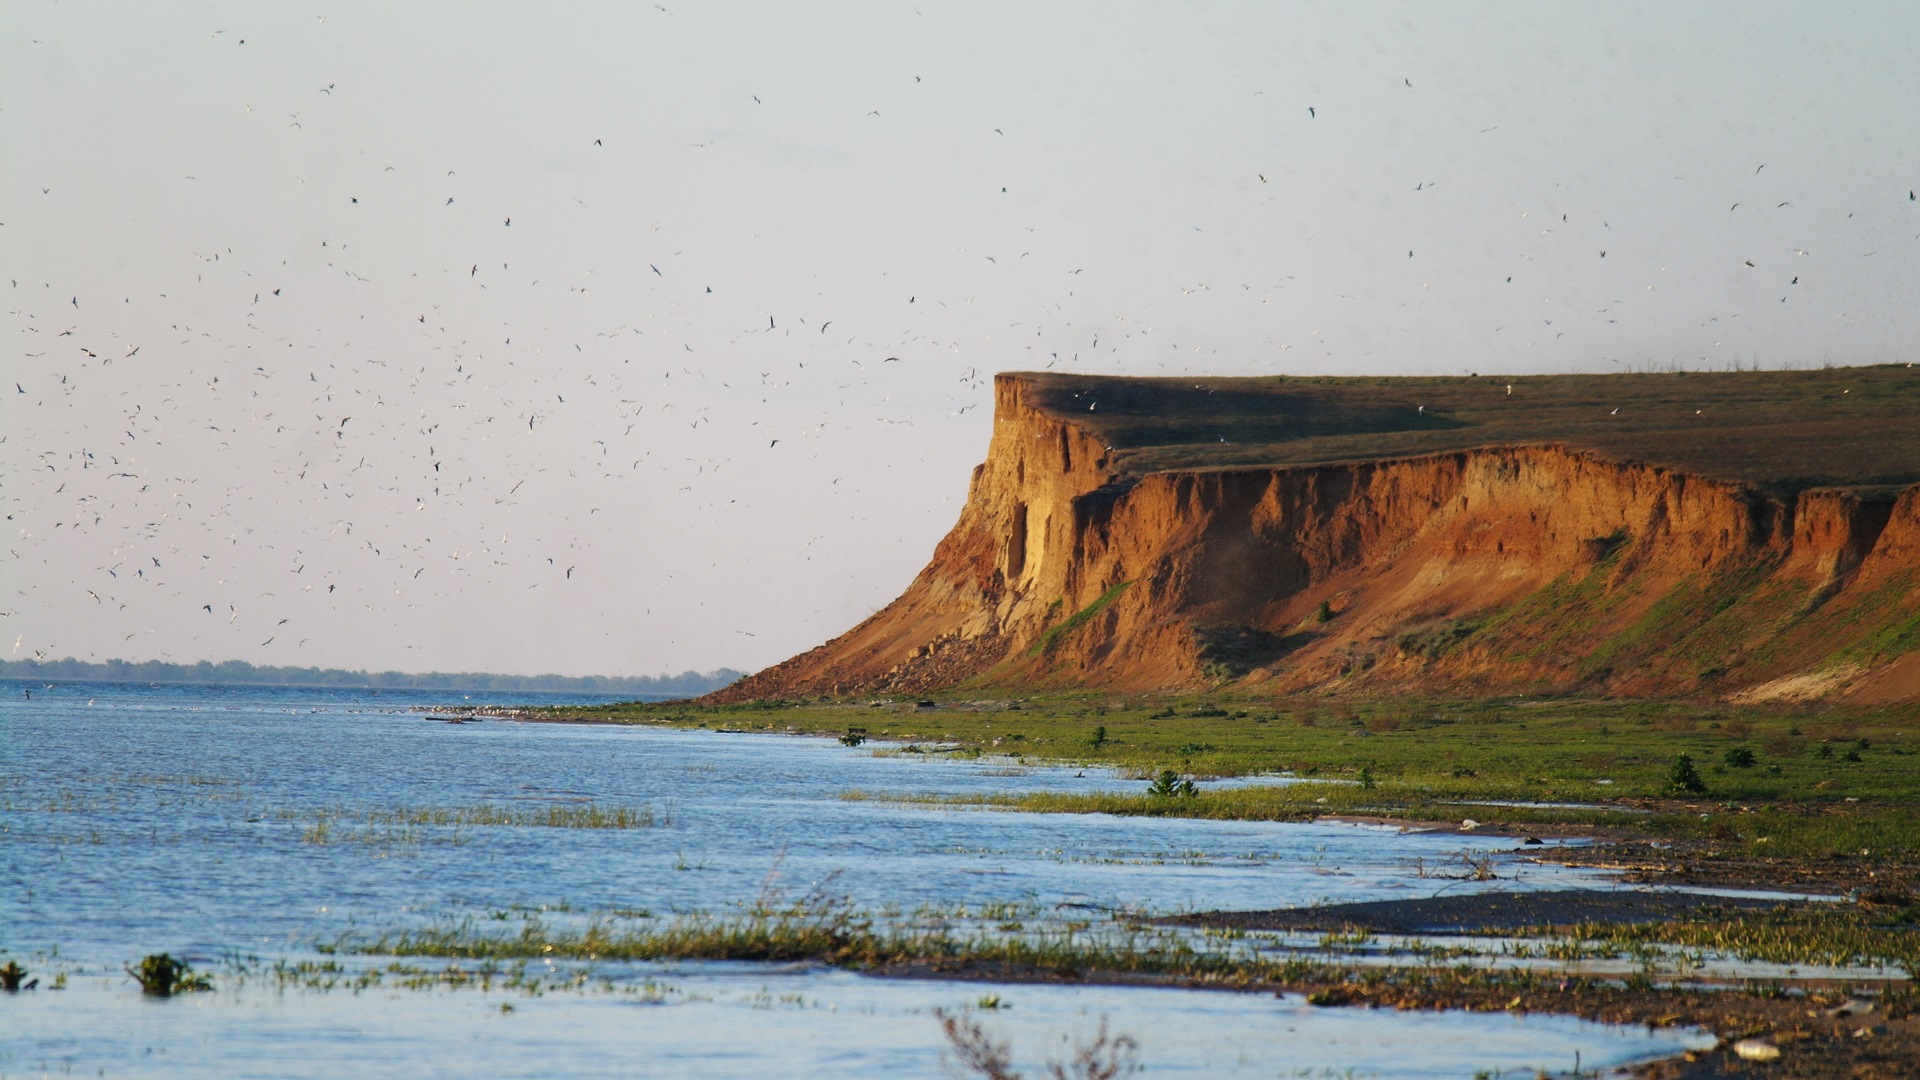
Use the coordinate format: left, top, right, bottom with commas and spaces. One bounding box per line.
330, 891, 1917, 1077
536, 693, 1920, 865
349, 897, 1918, 983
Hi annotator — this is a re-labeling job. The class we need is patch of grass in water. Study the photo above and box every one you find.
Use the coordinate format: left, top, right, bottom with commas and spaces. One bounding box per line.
291, 801, 668, 845
128, 953, 211, 996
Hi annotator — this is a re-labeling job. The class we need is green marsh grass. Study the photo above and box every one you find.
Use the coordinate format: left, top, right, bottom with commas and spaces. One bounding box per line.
341, 890, 1916, 1000
291, 801, 667, 845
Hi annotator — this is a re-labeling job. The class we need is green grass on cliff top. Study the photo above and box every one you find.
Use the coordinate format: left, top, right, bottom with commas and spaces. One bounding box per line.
1017, 364, 1920, 494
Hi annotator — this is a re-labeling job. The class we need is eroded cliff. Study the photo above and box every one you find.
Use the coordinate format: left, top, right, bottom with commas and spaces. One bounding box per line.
713, 369, 1920, 704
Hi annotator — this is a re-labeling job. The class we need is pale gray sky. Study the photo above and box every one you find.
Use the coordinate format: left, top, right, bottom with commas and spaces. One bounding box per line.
5, 1, 1918, 677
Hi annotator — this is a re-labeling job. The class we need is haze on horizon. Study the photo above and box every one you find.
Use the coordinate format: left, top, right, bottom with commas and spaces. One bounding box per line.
5, 1, 1918, 679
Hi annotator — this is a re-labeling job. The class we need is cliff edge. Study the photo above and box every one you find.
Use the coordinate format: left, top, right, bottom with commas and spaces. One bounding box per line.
713, 367, 1920, 704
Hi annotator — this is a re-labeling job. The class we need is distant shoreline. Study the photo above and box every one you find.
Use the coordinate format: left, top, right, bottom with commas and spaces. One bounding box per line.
0, 658, 743, 697
2, 676, 681, 700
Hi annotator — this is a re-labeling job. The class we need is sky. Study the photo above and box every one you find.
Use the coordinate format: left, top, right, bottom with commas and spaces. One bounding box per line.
4, 1, 1919, 678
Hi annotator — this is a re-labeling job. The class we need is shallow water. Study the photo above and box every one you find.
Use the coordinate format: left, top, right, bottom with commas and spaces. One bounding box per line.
1, 963, 1713, 1079
2, 680, 1706, 1077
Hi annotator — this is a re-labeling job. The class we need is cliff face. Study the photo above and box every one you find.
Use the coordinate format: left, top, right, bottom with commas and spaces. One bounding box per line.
714, 372, 1920, 704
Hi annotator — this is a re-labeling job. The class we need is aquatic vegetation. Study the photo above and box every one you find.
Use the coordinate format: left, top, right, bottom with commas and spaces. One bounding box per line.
292, 802, 667, 844
936, 1009, 1138, 1080
1, 960, 34, 991
128, 953, 211, 996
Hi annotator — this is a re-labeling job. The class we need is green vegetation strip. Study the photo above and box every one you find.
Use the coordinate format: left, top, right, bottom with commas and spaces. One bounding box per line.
291, 803, 666, 844
338, 894, 1917, 983
547, 693, 1920, 860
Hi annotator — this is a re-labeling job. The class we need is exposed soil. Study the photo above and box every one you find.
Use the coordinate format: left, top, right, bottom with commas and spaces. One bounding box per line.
1154, 889, 1812, 935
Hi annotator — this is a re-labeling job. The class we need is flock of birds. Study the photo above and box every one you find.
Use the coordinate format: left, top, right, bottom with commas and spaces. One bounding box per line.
6, 10, 1917, 675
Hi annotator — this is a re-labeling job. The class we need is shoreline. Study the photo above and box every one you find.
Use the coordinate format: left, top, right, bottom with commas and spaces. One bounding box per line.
859, 955, 1911, 1079
443, 701, 1918, 1074
457, 705, 1890, 894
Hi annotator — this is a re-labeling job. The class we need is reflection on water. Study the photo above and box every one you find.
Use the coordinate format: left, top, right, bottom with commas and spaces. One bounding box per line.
2, 680, 1703, 1077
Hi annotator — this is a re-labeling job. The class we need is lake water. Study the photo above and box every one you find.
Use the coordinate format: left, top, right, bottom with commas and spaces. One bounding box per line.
2, 680, 1710, 1077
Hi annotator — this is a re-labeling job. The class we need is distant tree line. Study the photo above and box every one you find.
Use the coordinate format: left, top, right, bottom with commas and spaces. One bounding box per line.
0, 657, 743, 696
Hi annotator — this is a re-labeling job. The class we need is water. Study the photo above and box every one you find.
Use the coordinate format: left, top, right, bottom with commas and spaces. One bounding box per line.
2, 680, 1709, 1077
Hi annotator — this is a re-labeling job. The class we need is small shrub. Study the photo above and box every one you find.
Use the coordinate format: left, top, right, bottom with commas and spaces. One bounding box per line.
1089, 725, 1108, 749
1357, 767, 1376, 790
840, 731, 866, 747
128, 953, 210, 996
0, 960, 33, 991
1665, 753, 1708, 796
1316, 600, 1334, 623
1147, 770, 1198, 798
1817, 744, 1835, 759
1722, 747, 1757, 769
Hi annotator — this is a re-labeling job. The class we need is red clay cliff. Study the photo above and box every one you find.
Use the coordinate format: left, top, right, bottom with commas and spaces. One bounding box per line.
713, 367, 1920, 704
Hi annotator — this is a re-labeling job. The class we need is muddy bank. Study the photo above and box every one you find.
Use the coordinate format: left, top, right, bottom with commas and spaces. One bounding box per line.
1156, 889, 1822, 935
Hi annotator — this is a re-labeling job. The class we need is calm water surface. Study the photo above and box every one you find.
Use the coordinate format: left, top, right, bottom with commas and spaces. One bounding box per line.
1, 680, 1704, 1077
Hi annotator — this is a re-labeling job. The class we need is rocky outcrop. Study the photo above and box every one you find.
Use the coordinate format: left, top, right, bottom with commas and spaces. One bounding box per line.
712, 372, 1920, 704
